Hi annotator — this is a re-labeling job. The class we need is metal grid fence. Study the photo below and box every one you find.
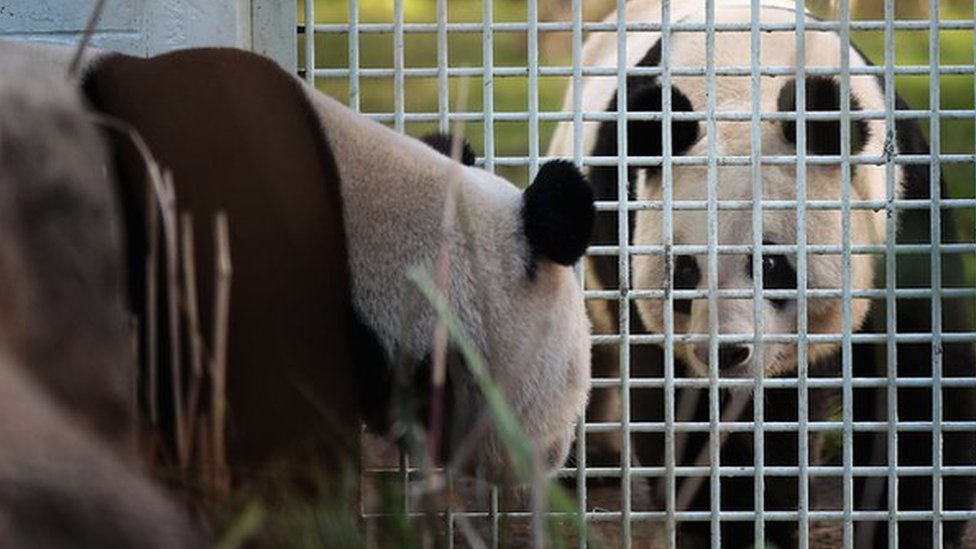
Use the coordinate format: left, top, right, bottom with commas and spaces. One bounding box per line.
299, 0, 976, 547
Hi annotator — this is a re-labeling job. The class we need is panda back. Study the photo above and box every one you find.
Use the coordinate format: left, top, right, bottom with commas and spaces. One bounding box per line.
84, 48, 362, 469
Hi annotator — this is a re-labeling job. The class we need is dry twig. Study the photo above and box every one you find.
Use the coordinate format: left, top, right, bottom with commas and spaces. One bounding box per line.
68, 0, 107, 78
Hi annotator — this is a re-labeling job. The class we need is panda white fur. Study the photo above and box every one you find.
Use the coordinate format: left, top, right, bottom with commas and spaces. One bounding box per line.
302, 82, 594, 473
548, 1, 976, 547
76, 47, 593, 479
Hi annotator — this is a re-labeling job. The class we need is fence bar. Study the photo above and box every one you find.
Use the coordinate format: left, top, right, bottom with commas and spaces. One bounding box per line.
928, 0, 944, 545
615, 1, 633, 546
748, 1, 766, 545
584, 377, 976, 391
393, 0, 404, 132
704, 2, 721, 549
348, 0, 359, 109
436, 0, 448, 132
309, 19, 976, 35
303, 0, 314, 85
571, 0, 587, 544
659, 2, 678, 547
793, 1, 810, 547
310, 64, 976, 79
590, 332, 976, 346
838, 2, 854, 545
482, 0, 495, 172
883, 0, 899, 546
527, 0, 539, 179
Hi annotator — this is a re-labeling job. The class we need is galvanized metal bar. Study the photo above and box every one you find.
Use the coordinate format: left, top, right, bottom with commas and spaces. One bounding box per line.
883, 0, 900, 546
491, 485, 499, 549
792, 1, 810, 547
527, 0, 539, 179
305, 101, 976, 123
309, 63, 976, 79
570, 0, 583, 169
360, 507, 976, 521
529, 2, 544, 543
571, 0, 587, 543
587, 287, 976, 301
436, 0, 448, 132
747, 1, 766, 545
659, 2, 678, 547
615, 1, 633, 545
586, 197, 976, 213
446, 472, 455, 548
928, 1, 945, 545
575, 420, 976, 434
837, 1, 854, 546
399, 452, 410, 524
482, 0, 495, 172
303, 0, 314, 85
348, 0, 359, 109
308, 19, 976, 34
703, 2, 721, 549
393, 0, 404, 132
583, 377, 976, 391
590, 331, 976, 346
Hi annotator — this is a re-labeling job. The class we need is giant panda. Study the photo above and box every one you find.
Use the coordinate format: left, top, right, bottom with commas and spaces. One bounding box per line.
77, 47, 594, 483
547, 1, 976, 547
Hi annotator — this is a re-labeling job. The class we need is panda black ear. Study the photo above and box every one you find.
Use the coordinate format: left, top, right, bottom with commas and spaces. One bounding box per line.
420, 132, 477, 166
522, 160, 594, 266
625, 81, 700, 159
778, 76, 869, 156
591, 81, 699, 187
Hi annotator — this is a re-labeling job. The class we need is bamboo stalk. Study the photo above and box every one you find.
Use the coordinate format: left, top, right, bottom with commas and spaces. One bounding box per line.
180, 213, 207, 462
144, 165, 162, 431
160, 171, 186, 468
211, 212, 232, 494
87, 114, 167, 426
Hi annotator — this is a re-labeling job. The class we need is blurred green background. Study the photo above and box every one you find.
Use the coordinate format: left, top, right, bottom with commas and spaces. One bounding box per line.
298, 0, 975, 282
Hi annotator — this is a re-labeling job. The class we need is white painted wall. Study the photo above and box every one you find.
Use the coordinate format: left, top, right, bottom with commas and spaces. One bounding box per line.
0, 0, 296, 70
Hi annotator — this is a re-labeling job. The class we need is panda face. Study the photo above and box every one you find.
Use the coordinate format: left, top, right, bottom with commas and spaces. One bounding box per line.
627, 13, 891, 377
633, 160, 880, 378
546, 2, 897, 379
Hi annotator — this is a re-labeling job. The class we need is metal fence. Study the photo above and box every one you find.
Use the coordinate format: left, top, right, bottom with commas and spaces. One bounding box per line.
299, 0, 976, 547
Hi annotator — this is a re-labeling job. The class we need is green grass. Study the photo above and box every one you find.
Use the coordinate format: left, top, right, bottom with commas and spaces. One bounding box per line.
851, 2, 976, 284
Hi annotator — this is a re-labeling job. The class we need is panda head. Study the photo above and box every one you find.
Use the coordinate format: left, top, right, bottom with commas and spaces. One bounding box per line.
396, 153, 595, 475
304, 90, 595, 476
422, 151, 595, 475
588, 6, 891, 378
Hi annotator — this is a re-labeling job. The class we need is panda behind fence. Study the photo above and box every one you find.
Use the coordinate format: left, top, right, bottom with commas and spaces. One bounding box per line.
548, 1, 976, 548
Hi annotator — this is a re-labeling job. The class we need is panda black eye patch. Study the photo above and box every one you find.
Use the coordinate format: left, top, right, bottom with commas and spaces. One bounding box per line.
746, 242, 796, 307
674, 255, 700, 289
673, 254, 699, 314
776, 75, 869, 156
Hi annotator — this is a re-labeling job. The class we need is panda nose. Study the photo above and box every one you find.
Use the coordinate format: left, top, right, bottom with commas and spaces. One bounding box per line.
718, 344, 751, 370
693, 343, 752, 370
